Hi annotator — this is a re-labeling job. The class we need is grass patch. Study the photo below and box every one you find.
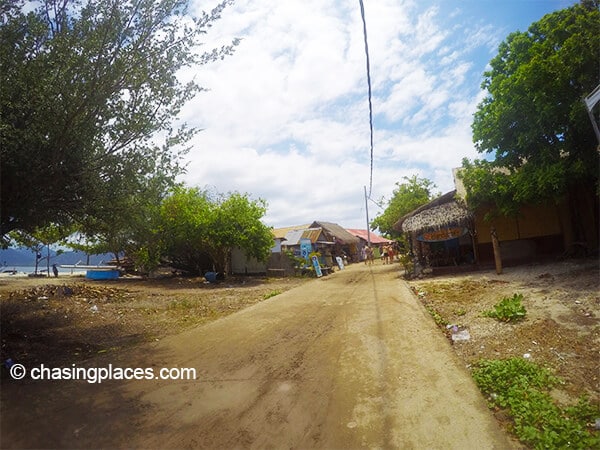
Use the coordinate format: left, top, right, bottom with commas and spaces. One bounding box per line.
263, 290, 282, 300
424, 305, 448, 327
483, 293, 526, 322
472, 357, 599, 449
454, 308, 467, 316
167, 298, 196, 311
413, 287, 449, 327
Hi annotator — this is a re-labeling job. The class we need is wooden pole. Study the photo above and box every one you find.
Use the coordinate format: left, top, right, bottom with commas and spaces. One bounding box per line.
470, 229, 479, 265
468, 218, 479, 266
364, 186, 371, 246
491, 226, 502, 274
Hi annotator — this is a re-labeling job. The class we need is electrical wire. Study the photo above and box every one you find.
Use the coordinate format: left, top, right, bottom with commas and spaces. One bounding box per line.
358, 0, 374, 198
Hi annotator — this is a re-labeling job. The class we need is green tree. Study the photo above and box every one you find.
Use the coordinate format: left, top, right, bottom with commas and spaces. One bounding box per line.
461, 2, 599, 244
160, 188, 273, 275
9, 224, 70, 275
458, 159, 516, 218
71, 173, 172, 273
207, 192, 274, 273
160, 186, 213, 274
0, 0, 238, 237
371, 175, 437, 237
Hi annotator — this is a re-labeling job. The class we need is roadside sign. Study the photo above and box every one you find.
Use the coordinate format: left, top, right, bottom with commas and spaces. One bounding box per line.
311, 255, 323, 277
300, 239, 312, 260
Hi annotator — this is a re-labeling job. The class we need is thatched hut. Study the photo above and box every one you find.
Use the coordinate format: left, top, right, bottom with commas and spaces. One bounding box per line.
310, 221, 360, 263
394, 191, 477, 271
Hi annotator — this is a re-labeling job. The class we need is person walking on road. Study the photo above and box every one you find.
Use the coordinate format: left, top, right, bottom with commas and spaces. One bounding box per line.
382, 245, 389, 264
365, 246, 374, 265
388, 244, 395, 263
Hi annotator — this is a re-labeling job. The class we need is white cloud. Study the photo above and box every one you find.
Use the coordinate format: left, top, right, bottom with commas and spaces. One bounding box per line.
174, 0, 557, 229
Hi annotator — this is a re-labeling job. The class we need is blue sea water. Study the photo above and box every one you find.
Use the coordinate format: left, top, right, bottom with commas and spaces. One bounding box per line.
1, 266, 87, 275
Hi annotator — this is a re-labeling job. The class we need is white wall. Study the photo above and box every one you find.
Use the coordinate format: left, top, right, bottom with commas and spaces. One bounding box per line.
231, 247, 267, 275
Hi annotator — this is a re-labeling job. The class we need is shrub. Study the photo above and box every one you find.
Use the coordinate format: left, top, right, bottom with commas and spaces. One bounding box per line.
398, 252, 414, 278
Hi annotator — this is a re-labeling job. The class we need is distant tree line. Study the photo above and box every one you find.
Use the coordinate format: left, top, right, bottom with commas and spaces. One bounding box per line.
9, 188, 273, 276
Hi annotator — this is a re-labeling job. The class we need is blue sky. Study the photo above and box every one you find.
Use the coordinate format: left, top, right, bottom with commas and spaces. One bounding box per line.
178, 0, 577, 230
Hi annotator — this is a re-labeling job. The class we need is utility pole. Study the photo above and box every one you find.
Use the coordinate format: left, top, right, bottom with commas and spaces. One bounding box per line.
364, 186, 371, 246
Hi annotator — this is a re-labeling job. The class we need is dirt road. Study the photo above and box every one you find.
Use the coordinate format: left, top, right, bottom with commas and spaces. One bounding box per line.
1, 263, 515, 449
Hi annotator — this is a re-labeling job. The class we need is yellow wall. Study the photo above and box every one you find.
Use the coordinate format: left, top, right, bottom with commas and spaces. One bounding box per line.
518, 203, 562, 238
476, 203, 561, 244
475, 212, 517, 243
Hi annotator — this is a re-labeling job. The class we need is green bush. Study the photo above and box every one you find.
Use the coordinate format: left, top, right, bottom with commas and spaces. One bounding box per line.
473, 358, 559, 404
398, 252, 414, 278
284, 250, 307, 268
472, 358, 600, 449
484, 293, 526, 322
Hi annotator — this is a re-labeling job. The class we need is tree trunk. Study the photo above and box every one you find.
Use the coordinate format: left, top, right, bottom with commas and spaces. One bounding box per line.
491, 226, 502, 275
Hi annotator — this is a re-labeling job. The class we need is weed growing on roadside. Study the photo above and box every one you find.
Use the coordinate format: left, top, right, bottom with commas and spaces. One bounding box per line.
484, 293, 526, 322
472, 358, 600, 449
167, 298, 195, 310
424, 305, 448, 327
414, 288, 448, 327
263, 290, 282, 300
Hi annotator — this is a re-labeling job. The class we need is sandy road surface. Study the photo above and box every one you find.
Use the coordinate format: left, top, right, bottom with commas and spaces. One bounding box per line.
1, 263, 515, 449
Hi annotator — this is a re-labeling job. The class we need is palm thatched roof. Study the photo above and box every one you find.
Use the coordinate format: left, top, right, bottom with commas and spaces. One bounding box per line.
394, 190, 473, 234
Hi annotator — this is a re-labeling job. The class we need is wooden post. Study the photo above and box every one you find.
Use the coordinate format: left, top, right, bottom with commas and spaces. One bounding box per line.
468, 218, 479, 266
470, 229, 479, 265
491, 226, 502, 274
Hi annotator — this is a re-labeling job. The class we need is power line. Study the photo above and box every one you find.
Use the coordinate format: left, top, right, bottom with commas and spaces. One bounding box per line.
358, 0, 374, 198
368, 196, 383, 210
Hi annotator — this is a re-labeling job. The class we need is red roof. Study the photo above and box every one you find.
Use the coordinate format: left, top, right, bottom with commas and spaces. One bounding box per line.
346, 229, 393, 244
